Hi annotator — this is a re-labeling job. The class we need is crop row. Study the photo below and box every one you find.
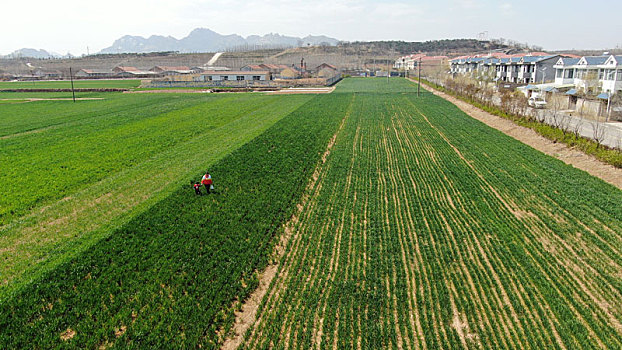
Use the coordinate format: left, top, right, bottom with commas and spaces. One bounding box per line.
242, 78, 622, 349
0, 92, 351, 348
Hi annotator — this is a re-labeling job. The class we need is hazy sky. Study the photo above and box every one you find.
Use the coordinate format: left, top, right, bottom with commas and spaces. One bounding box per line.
2, 0, 621, 56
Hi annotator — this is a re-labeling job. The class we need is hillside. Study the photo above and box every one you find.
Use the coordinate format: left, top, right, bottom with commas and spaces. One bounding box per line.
0, 39, 518, 75
99, 28, 340, 54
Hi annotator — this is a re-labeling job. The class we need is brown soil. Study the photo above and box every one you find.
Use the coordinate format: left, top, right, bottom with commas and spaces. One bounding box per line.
60, 328, 76, 341
417, 81, 622, 190
125, 89, 212, 94
0, 98, 104, 102
114, 325, 127, 338
266, 87, 335, 95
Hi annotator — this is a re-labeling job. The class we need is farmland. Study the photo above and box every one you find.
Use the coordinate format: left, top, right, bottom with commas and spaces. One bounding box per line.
0, 91, 315, 298
0, 90, 350, 348
242, 78, 622, 349
1, 78, 621, 349
0, 79, 141, 90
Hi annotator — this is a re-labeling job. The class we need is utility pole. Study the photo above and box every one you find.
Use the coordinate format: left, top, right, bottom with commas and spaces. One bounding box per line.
402, 58, 406, 78
69, 67, 76, 103
387, 52, 390, 83
417, 57, 421, 97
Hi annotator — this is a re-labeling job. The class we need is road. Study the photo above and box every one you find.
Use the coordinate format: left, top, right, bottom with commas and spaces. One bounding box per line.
534, 109, 622, 149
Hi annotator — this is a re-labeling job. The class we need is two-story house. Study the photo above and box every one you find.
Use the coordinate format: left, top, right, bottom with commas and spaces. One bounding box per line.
554, 55, 621, 94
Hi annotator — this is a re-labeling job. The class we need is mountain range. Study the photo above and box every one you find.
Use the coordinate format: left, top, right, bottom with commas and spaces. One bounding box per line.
99, 28, 339, 54
2, 48, 64, 59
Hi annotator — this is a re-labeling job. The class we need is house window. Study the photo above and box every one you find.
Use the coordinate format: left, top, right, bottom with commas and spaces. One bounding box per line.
221, 76, 229, 81
564, 69, 574, 79
253, 75, 261, 81
598, 69, 604, 80
576, 69, 585, 79
617, 70, 622, 81
556, 69, 562, 78
236, 76, 245, 81
606, 69, 615, 80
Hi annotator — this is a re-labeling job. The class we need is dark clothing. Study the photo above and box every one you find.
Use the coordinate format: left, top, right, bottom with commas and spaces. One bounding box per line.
193, 183, 202, 195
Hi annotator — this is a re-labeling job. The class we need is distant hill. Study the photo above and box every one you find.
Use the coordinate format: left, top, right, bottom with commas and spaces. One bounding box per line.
2, 48, 61, 59
340, 39, 512, 55
99, 28, 340, 54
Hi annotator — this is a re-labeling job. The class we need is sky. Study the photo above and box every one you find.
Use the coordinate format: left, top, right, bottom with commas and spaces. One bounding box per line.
2, 0, 621, 56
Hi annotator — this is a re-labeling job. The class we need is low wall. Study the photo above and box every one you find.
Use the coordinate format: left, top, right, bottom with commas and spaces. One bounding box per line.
575, 98, 602, 117
145, 75, 341, 89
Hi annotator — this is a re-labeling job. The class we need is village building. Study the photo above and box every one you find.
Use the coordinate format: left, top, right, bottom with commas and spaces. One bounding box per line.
112, 66, 158, 78
33, 69, 63, 79
196, 70, 270, 82
149, 66, 192, 75
192, 66, 230, 73
260, 64, 291, 75
278, 66, 301, 79
241, 64, 265, 71
554, 55, 622, 95
75, 69, 113, 78
314, 63, 339, 78
241, 64, 291, 78
451, 54, 559, 84
395, 54, 449, 71
0, 73, 15, 81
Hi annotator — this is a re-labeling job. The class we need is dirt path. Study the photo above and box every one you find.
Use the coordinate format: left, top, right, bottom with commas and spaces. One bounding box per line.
125, 90, 212, 94
266, 87, 335, 95
0, 98, 104, 102
415, 80, 622, 190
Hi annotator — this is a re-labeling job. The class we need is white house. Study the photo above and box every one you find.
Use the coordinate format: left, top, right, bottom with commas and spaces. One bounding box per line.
449, 57, 486, 74
450, 54, 558, 84
601, 55, 622, 93
553, 57, 581, 85
196, 71, 270, 82
554, 55, 621, 94
395, 54, 425, 70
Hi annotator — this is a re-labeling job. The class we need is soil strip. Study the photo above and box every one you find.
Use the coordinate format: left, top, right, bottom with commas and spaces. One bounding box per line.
266, 87, 335, 95
0, 98, 104, 102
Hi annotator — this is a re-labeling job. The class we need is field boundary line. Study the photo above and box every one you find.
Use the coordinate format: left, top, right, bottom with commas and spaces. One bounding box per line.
412, 79, 622, 190
221, 95, 354, 350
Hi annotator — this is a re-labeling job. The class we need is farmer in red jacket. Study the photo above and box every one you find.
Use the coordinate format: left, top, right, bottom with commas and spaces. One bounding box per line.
201, 172, 213, 194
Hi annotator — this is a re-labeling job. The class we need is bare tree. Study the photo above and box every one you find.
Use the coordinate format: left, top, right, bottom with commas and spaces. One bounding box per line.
610, 93, 622, 122
589, 119, 606, 147
534, 108, 546, 123
549, 97, 569, 134
572, 114, 584, 138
